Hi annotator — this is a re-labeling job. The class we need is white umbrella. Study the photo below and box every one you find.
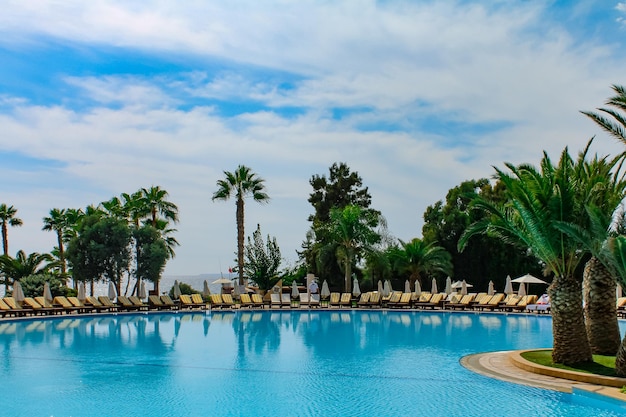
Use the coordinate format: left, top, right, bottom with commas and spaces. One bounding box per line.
13, 281, 25, 303
321, 280, 331, 299
203, 280, 211, 297
139, 281, 147, 299
445, 277, 452, 294
234, 283, 241, 297
43, 282, 53, 302
487, 280, 495, 296
461, 280, 468, 296
173, 280, 181, 300
212, 278, 232, 285
451, 280, 474, 290
377, 280, 384, 294
431, 278, 438, 294
352, 278, 361, 297
291, 281, 299, 299
618, 284, 623, 299
518, 282, 527, 296
404, 280, 411, 293
414, 280, 422, 296
383, 280, 391, 297
78, 282, 86, 301
511, 273, 547, 285
504, 275, 513, 295
108, 281, 117, 300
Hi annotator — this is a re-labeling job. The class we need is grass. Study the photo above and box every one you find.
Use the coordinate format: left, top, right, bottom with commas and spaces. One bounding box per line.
521, 350, 617, 377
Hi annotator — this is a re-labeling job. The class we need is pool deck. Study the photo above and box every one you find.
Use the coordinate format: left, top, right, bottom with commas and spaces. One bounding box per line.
461, 350, 626, 404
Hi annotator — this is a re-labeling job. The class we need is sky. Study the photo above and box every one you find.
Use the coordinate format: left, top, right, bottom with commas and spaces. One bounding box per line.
1, 1, 626, 277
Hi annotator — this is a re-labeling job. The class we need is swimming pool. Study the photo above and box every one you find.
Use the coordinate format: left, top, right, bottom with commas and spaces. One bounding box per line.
0, 310, 623, 416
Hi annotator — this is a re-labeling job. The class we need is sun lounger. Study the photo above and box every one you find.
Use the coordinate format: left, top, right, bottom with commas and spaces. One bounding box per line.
269, 293, 282, 308
160, 295, 180, 310
116, 296, 143, 311
128, 296, 149, 311
356, 292, 371, 307
53, 296, 83, 313
476, 294, 505, 311
148, 295, 167, 310
368, 292, 382, 308
36, 296, 66, 314
0, 298, 16, 317
4, 297, 31, 316
446, 294, 475, 310
21, 297, 49, 315
414, 293, 444, 309
191, 294, 208, 309
339, 293, 352, 308
280, 293, 291, 308
298, 292, 310, 307
67, 297, 96, 313
508, 295, 537, 312
239, 293, 254, 308
179, 294, 198, 310
388, 292, 412, 309
251, 293, 265, 308
222, 293, 236, 309
310, 293, 320, 308
98, 296, 120, 311
497, 295, 522, 311
329, 293, 341, 307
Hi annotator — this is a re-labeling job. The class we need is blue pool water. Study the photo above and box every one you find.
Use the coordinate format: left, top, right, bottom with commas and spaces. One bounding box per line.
0, 310, 623, 416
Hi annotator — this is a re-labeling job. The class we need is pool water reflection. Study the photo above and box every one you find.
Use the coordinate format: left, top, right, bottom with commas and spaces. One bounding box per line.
0, 311, 623, 416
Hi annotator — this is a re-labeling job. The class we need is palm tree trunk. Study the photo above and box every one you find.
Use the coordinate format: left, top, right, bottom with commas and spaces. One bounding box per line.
548, 274, 593, 365
236, 197, 245, 286
345, 259, 352, 293
583, 257, 621, 355
2, 222, 7, 292
57, 231, 66, 276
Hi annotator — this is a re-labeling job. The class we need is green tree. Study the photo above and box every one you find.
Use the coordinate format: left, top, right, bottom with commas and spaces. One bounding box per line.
302, 163, 379, 287
244, 224, 282, 291
422, 179, 541, 291
20, 273, 72, 298
212, 165, 270, 285
66, 215, 132, 295
325, 205, 383, 293
581, 84, 626, 144
0, 204, 23, 290
0, 250, 56, 284
133, 225, 169, 295
42, 208, 71, 278
140, 186, 179, 227
391, 238, 452, 291
459, 145, 593, 365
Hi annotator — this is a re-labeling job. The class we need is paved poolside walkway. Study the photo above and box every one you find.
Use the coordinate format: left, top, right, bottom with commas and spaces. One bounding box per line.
461, 351, 626, 403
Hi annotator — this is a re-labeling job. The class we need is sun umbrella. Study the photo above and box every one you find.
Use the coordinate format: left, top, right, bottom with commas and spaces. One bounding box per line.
203, 280, 211, 297
108, 281, 117, 300
517, 282, 527, 296
618, 284, 623, 299
431, 278, 438, 294
487, 280, 495, 296
43, 282, 53, 302
503, 275, 513, 295
404, 280, 411, 293
234, 283, 241, 297
352, 278, 361, 297
291, 281, 299, 299
511, 273, 547, 285
414, 280, 422, 296
383, 280, 391, 297
445, 277, 452, 294
139, 281, 147, 299
13, 281, 25, 303
212, 278, 232, 285
377, 280, 383, 294
461, 280, 468, 296
321, 280, 330, 299
78, 281, 86, 301
173, 280, 181, 300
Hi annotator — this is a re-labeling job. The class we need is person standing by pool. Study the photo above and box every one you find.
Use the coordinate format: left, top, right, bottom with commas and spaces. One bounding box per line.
309, 280, 319, 295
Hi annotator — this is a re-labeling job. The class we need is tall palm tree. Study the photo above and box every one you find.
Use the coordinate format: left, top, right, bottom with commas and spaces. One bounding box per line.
554, 147, 626, 355
212, 166, 270, 285
0, 204, 23, 292
606, 236, 626, 376
42, 208, 70, 277
459, 146, 592, 365
141, 186, 179, 227
0, 204, 22, 257
392, 238, 452, 291
326, 205, 383, 293
581, 84, 626, 144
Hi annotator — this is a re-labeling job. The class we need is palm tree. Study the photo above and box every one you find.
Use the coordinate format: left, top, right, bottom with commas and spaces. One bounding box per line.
141, 186, 179, 227
0, 250, 56, 283
606, 236, 626, 375
0, 204, 23, 292
326, 205, 383, 293
392, 238, 452, 291
212, 165, 270, 285
42, 208, 70, 277
0, 204, 22, 257
581, 84, 626, 144
459, 146, 593, 365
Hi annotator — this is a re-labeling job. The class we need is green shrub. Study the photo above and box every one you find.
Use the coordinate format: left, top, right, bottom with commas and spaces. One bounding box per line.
169, 282, 197, 297
19, 273, 74, 298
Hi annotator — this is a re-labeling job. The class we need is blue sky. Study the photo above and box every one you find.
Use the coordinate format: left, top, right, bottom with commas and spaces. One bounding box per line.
1, 1, 626, 277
